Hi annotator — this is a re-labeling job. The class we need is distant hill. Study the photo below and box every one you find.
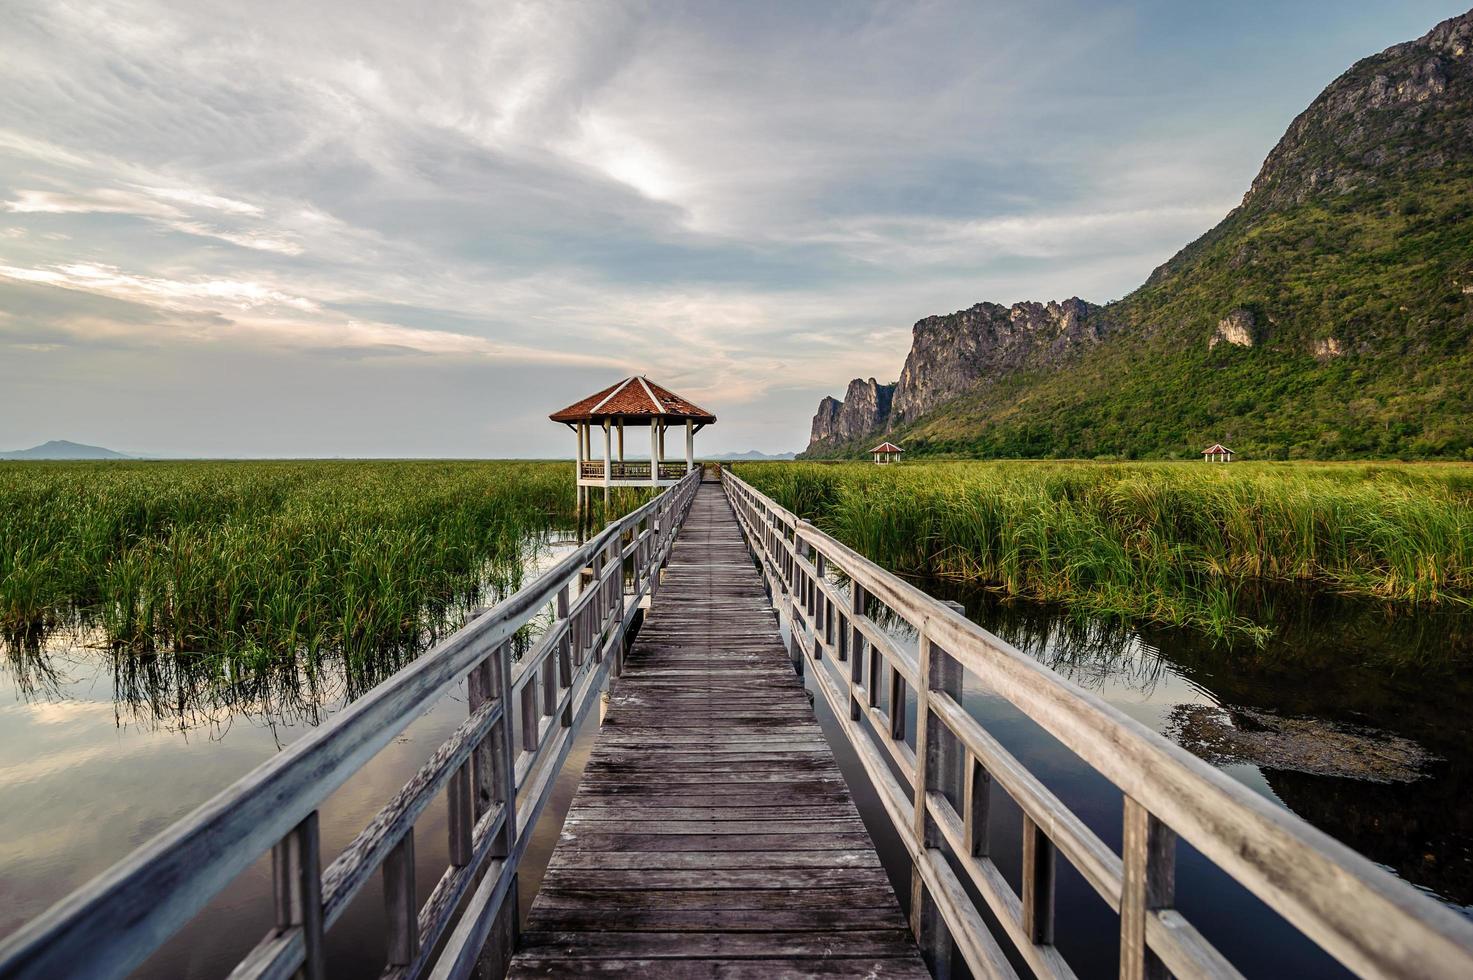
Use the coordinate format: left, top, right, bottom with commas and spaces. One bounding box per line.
716, 450, 797, 461
0, 440, 131, 460
806, 9, 1473, 461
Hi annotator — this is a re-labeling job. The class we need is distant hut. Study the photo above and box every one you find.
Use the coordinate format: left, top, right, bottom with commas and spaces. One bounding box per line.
1200, 443, 1236, 463
870, 441, 903, 465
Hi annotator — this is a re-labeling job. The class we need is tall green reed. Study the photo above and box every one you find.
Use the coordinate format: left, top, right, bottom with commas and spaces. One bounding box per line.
735, 460, 1473, 641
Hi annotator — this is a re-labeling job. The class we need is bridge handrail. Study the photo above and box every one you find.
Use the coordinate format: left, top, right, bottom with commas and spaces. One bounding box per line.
721, 467, 1473, 980
0, 470, 701, 980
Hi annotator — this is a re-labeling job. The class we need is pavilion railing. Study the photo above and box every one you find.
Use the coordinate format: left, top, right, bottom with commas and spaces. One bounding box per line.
722, 467, 1473, 980
0, 471, 701, 980
577, 460, 690, 481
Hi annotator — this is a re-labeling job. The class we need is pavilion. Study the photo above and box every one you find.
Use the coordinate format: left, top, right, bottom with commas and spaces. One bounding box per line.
550, 376, 716, 504
870, 441, 903, 465
1201, 443, 1236, 463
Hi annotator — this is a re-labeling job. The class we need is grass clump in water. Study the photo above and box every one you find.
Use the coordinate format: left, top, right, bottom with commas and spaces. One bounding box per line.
0, 460, 579, 679
734, 460, 1473, 641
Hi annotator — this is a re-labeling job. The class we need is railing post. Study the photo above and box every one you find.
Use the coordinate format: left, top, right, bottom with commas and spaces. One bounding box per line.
1022, 814, 1056, 945
910, 622, 963, 978
382, 830, 418, 967
848, 582, 866, 721
476, 639, 519, 976
1120, 797, 1176, 980
557, 585, 574, 725
272, 811, 325, 980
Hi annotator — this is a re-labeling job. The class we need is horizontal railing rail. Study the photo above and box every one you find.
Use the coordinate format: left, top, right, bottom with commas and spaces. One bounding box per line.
577, 460, 691, 481
0, 471, 701, 980
722, 467, 1473, 980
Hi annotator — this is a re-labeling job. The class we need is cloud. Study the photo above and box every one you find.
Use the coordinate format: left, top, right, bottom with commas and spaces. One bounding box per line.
0, 0, 1439, 453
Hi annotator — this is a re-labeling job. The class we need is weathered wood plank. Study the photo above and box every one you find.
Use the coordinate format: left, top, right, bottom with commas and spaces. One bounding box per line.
508, 484, 923, 978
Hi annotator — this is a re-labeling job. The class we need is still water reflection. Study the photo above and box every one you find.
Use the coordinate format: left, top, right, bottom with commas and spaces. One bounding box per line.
0, 531, 596, 979
5, 532, 1471, 978
799, 577, 1473, 979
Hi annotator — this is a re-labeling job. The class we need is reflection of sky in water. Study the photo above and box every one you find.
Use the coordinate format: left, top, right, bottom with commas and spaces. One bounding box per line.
0, 529, 596, 979
800, 568, 1464, 978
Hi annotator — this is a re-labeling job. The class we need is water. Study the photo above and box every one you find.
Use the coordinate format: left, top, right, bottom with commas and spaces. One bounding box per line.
0, 530, 602, 979
4, 541, 1470, 977
798, 577, 1473, 978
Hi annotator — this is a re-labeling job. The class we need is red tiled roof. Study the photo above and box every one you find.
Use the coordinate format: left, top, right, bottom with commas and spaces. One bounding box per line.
549, 376, 717, 424
1200, 443, 1234, 454
869, 442, 903, 454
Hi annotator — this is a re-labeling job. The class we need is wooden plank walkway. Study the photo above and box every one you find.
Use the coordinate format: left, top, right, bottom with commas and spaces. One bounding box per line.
508, 482, 928, 978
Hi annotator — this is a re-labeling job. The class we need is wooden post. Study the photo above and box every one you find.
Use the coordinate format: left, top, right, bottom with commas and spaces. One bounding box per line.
848, 583, 865, 721
557, 588, 575, 723
910, 624, 963, 978
272, 812, 325, 980
649, 422, 659, 487
1120, 797, 1176, 980
602, 421, 612, 508
383, 830, 418, 967
685, 419, 694, 473
617, 418, 624, 464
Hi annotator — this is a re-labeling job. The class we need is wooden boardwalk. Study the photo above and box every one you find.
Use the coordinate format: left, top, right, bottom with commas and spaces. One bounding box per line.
508, 482, 927, 978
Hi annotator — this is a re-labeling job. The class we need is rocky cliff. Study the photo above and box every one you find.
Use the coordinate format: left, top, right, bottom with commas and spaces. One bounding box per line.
809, 378, 895, 446
806, 298, 1105, 451
802, 9, 1473, 461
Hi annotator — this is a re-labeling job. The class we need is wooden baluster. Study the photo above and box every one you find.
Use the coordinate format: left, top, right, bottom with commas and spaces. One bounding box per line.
540, 650, 556, 721
383, 830, 418, 966
1022, 815, 1056, 944
909, 627, 963, 978
272, 811, 325, 980
448, 760, 473, 867
482, 639, 519, 976
1120, 797, 1176, 980
964, 753, 992, 857
888, 666, 905, 741
848, 582, 866, 721
519, 677, 539, 755
557, 585, 573, 725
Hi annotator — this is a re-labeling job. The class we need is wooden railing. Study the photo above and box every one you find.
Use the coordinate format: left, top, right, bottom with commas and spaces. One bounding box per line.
722, 469, 1473, 980
577, 460, 690, 481
0, 471, 701, 980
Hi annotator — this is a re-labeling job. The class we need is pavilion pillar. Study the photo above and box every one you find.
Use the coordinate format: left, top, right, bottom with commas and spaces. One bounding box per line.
617, 420, 625, 463
658, 422, 666, 462
602, 421, 612, 503
649, 423, 659, 487
685, 420, 694, 474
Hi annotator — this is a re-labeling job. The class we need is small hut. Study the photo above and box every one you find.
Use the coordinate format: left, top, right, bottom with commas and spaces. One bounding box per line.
870, 442, 903, 465
550, 376, 716, 507
1200, 443, 1236, 463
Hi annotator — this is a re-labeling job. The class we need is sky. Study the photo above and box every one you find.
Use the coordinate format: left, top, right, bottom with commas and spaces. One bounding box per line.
0, 0, 1464, 457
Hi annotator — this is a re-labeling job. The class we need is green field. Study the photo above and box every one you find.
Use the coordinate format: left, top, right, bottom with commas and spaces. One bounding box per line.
733, 460, 1473, 640
0, 461, 590, 682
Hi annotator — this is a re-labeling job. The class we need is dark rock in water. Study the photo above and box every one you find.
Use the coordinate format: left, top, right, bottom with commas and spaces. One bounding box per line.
1166, 704, 1437, 783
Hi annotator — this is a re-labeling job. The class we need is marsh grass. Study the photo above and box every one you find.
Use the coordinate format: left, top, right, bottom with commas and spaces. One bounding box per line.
0, 460, 581, 679
735, 460, 1473, 641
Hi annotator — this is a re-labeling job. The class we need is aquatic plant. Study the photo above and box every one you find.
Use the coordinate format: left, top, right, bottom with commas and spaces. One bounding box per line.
0, 460, 581, 670
734, 460, 1473, 640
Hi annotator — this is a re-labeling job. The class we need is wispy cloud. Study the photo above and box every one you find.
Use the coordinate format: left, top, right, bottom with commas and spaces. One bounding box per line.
0, 0, 1451, 453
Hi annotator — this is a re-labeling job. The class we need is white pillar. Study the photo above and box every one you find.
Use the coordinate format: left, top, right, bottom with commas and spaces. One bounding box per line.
649, 422, 659, 486
685, 420, 694, 473
603, 421, 612, 489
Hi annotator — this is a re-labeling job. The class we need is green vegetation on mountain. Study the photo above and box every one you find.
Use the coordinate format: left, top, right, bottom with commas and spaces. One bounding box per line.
807, 10, 1473, 461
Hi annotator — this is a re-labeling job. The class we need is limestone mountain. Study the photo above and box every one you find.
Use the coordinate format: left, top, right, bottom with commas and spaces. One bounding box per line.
805, 9, 1473, 460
